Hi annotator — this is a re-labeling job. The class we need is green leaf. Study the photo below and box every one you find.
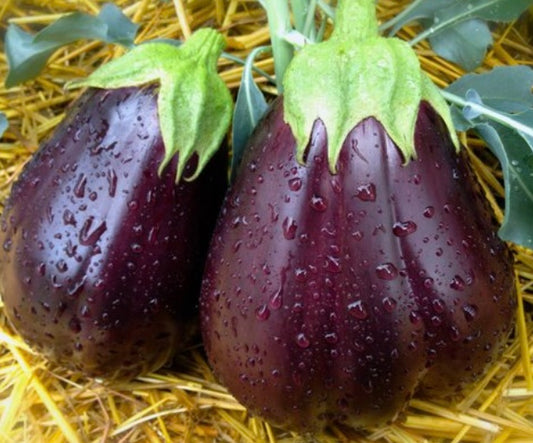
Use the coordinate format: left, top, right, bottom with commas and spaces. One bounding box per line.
390, 0, 533, 35
428, 19, 492, 72
443, 0, 533, 22
283, 0, 458, 173
5, 3, 138, 87
231, 46, 270, 180
444, 65, 533, 249
0, 113, 8, 138
477, 122, 533, 249
385, 0, 533, 71
385, 0, 457, 36
446, 65, 533, 113
67, 28, 233, 183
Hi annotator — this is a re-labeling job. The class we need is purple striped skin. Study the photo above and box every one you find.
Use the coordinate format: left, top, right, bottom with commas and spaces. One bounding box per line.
0, 85, 227, 380
200, 97, 515, 432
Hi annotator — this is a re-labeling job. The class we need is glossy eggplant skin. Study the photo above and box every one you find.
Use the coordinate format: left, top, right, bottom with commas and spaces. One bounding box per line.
200, 97, 515, 431
0, 85, 227, 380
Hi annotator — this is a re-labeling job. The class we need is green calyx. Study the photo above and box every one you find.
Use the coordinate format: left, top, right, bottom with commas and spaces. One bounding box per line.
66, 28, 233, 183
283, 0, 459, 173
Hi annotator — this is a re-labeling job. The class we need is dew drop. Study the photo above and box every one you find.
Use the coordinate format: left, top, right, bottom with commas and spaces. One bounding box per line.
37, 262, 46, 276
63, 209, 76, 226
74, 174, 86, 198
382, 296, 397, 312
409, 311, 422, 326
376, 262, 398, 280
463, 304, 478, 322
55, 259, 68, 273
423, 206, 435, 218
296, 332, 310, 348
330, 177, 342, 193
355, 183, 376, 202
130, 243, 143, 253
324, 332, 338, 344
450, 325, 461, 341
310, 195, 327, 212
282, 217, 297, 240
288, 177, 302, 191
294, 267, 307, 281
255, 304, 270, 321
106, 168, 118, 197
324, 255, 342, 273
352, 231, 364, 241
232, 240, 242, 252
3, 239, 12, 252
392, 220, 417, 237
450, 275, 466, 291
431, 315, 442, 326
424, 277, 434, 288
79, 217, 107, 246
269, 289, 283, 310
348, 300, 368, 320
432, 298, 445, 313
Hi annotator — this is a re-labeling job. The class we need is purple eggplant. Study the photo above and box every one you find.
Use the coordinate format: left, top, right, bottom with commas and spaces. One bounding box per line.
0, 85, 227, 379
199, 0, 515, 432
0, 29, 233, 380
200, 96, 515, 431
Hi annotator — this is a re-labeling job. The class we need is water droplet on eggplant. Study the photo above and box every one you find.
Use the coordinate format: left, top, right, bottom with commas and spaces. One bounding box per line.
375, 262, 398, 280
392, 220, 417, 237
355, 183, 376, 202
282, 217, 298, 240
347, 300, 368, 320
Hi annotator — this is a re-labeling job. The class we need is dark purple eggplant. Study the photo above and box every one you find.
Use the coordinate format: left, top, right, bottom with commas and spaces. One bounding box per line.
0, 84, 228, 380
200, 96, 515, 431
0, 27, 234, 380
199, 0, 515, 431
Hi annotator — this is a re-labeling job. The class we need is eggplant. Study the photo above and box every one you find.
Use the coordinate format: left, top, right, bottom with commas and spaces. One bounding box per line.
0, 29, 233, 380
199, 1, 515, 432
200, 97, 515, 430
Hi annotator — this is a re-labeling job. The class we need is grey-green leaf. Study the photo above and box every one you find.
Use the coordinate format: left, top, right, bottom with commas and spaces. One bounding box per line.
388, 0, 533, 35
446, 65, 533, 113
5, 3, 138, 88
385, 0, 457, 36
476, 122, 533, 249
231, 46, 270, 180
444, 65, 533, 249
386, 0, 533, 71
428, 19, 492, 72
445, 0, 533, 22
